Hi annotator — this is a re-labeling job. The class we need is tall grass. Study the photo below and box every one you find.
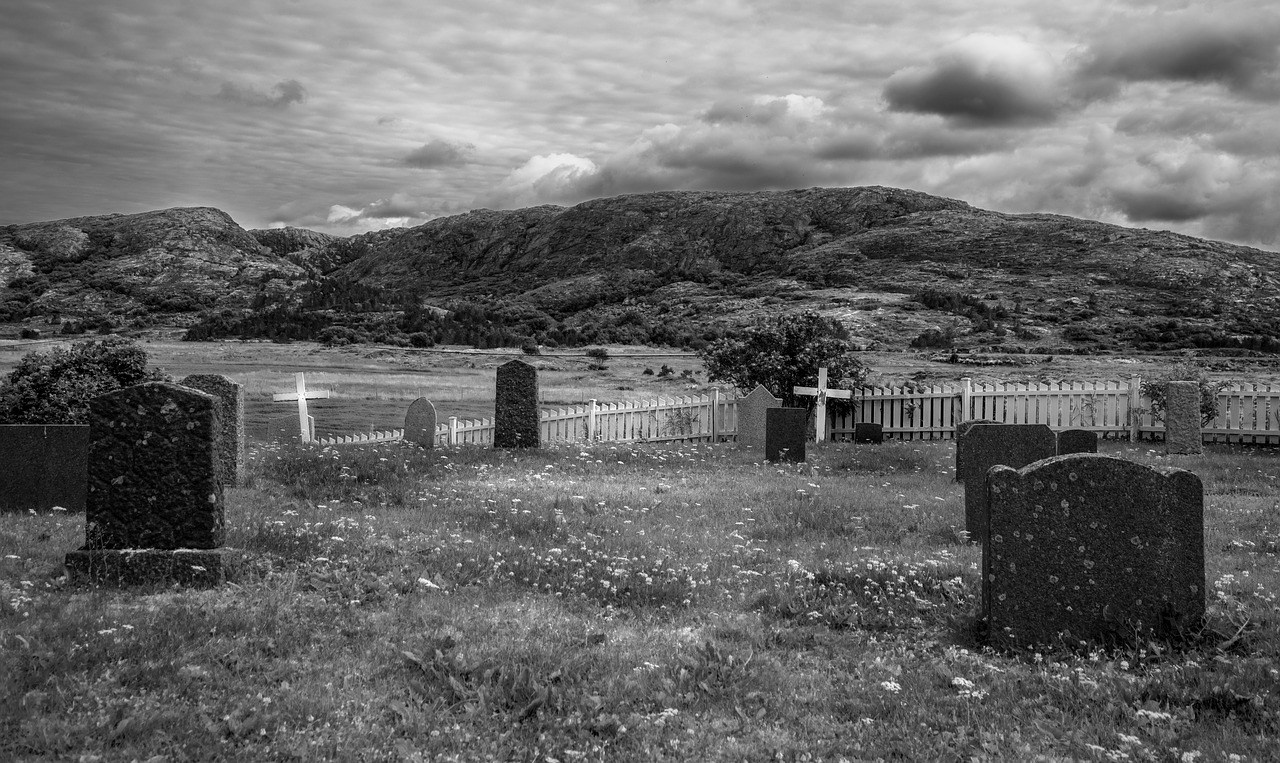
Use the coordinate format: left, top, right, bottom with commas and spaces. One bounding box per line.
2, 438, 1278, 761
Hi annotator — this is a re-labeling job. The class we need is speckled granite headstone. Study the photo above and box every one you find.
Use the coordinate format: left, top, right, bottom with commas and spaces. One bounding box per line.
494, 359, 540, 448
765, 408, 807, 463
64, 382, 228, 586
1057, 429, 1098, 455
1165, 381, 1203, 455
737, 385, 781, 452
983, 454, 1204, 649
0, 424, 88, 513
961, 424, 1057, 536
405, 398, 437, 447
954, 419, 999, 482
180, 374, 245, 487
854, 422, 884, 444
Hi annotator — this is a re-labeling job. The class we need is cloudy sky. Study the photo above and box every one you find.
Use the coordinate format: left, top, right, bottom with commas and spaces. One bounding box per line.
3, 1, 1280, 249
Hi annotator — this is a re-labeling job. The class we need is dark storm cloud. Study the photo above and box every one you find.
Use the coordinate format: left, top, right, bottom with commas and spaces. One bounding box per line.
1077, 15, 1280, 98
883, 35, 1064, 126
403, 139, 473, 168
217, 79, 309, 109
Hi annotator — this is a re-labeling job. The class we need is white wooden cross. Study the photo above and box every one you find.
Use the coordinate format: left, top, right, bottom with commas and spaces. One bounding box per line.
793, 367, 853, 442
272, 372, 330, 443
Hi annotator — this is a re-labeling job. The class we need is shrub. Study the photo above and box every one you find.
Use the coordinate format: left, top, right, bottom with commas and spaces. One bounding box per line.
585, 347, 609, 361
1140, 359, 1231, 425
0, 337, 167, 424
910, 327, 954, 349
19, 328, 40, 340
408, 332, 434, 348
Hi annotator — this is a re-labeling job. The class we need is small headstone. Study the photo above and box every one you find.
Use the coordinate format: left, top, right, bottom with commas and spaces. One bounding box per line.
737, 385, 781, 451
180, 374, 245, 487
961, 424, 1057, 536
765, 408, 808, 463
267, 414, 315, 443
983, 454, 1204, 649
1057, 429, 1098, 455
494, 359, 540, 448
1165, 381, 1203, 455
854, 422, 884, 444
0, 424, 88, 513
955, 419, 999, 482
405, 398, 437, 447
64, 382, 229, 586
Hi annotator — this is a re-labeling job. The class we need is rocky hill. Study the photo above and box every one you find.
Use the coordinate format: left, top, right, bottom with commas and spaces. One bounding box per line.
4, 187, 1280, 353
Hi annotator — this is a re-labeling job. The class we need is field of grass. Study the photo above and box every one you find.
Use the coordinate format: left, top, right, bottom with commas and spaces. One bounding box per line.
2, 436, 1278, 762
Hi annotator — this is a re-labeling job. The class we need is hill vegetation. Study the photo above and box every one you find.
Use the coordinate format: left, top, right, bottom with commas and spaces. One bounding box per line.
3, 187, 1280, 354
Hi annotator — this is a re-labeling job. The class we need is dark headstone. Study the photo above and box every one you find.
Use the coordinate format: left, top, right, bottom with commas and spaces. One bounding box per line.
0, 425, 88, 513
1165, 381, 1203, 455
180, 374, 245, 487
64, 382, 228, 587
854, 422, 884, 444
405, 398, 437, 447
1057, 429, 1098, 455
494, 360, 540, 448
961, 424, 1057, 536
737, 384, 781, 451
955, 419, 999, 482
983, 454, 1204, 649
765, 408, 808, 463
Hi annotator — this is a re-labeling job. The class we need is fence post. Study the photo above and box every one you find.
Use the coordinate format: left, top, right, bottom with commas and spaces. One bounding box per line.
587, 399, 597, 441
961, 377, 972, 422
710, 388, 721, 442
449, 416, 458, 446
1128, 375, 1141, 442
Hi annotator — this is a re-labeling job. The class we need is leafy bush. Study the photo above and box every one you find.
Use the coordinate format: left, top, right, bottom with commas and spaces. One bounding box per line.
910, 327, 954, 349
585, 347, 609, 360
699, 311, 867, 409
0, 337, 167, 424
1140, 360, 1231, 425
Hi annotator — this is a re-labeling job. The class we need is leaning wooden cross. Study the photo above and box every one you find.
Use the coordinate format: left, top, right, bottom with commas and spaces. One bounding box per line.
792, 367, 852, 442
272, 372, 330, 443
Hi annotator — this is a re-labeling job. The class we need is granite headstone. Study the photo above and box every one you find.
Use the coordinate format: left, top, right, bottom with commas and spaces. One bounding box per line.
65, 382, 229, 586
854, 422, 884, 444
1165, 381, 1203, 455
737, 384, 781, 452
0, 424, 88, 513
961, 423, 1057, 536
955, 419, 999, 482
983, 454, 1204, 649
495, 359, 540, 448
1057, 429, 1099, 455
180, 374, 245, 487
405, 398, 437, 448
765, 408, 808, 463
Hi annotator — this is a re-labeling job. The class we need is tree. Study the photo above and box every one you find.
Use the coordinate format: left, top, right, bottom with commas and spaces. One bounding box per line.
0, 338, 167, 424
699, 311, 868, 409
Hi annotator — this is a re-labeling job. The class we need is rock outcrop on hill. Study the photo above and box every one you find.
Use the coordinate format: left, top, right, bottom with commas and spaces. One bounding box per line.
4, 187, 1280, 352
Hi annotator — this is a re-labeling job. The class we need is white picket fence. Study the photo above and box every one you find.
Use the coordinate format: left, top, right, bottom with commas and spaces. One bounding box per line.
314, 376, 1280, 448
834, 377, 1280, 445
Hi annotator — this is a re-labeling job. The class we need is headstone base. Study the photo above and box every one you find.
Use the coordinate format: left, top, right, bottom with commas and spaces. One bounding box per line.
65, 548, 234, 587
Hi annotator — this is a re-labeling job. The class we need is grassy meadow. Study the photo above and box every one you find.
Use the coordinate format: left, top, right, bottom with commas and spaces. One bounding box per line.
2, 434, 1279, 762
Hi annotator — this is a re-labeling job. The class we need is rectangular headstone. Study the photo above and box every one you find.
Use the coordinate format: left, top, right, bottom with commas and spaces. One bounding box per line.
180, 374, 245, 487
954, 419, 999, 482
961, 424, 1057, 537
64, 382, 228, 587
494, 359, 540, 448
854, 422, 884, 444
1165, 381, 1203, 455
983, 454, 1204, 649
0, 424, 88, 513
737, 384, 781, 451
405, 397, 437, 448
1057, 429, 1098, 455
765, 408, 807, 463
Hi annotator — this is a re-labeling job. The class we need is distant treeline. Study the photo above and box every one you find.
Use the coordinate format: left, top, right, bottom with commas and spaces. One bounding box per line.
182, 276, 719, 349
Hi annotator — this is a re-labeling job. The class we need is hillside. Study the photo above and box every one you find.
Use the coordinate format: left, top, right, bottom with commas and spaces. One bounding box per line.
3, 187, 1280, 354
